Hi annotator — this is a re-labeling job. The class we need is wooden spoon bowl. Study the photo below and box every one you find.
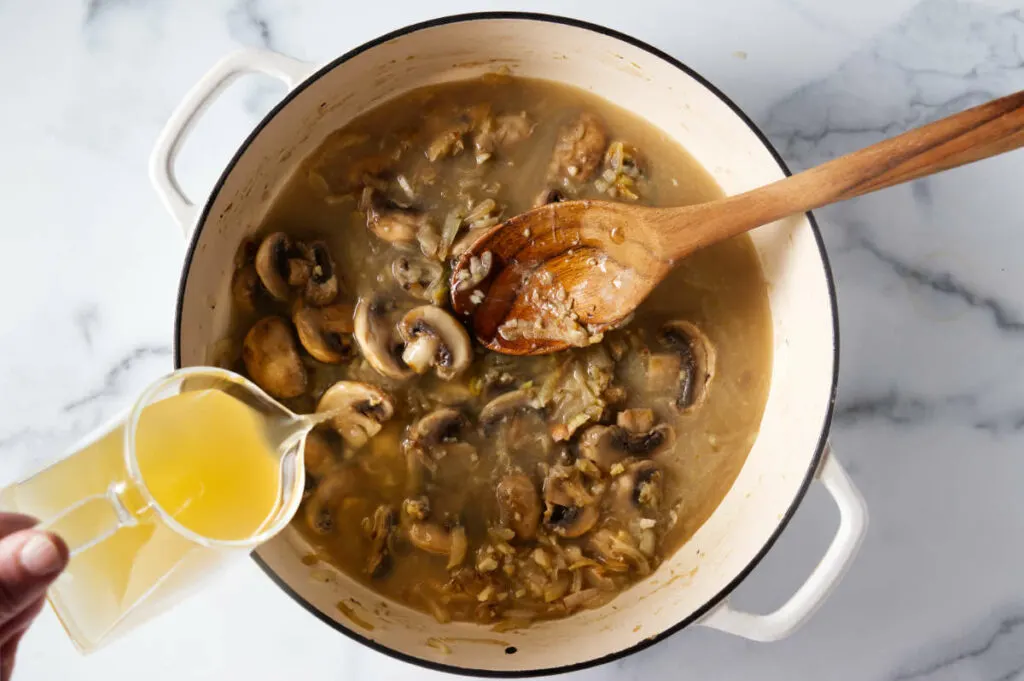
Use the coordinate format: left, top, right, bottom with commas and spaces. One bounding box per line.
452, 89, 1024, 355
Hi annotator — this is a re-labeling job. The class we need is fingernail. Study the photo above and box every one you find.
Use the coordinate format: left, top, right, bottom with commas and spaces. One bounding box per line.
19, 534, 63, 577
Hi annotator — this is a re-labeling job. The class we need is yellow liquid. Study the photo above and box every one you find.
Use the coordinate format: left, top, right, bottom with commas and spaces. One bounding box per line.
0, 389, 286, 651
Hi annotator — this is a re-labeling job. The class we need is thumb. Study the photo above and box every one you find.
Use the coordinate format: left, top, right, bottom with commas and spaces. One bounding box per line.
0, 531, 68, 625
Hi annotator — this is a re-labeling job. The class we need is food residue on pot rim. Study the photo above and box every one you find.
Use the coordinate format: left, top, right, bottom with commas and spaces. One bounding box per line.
426, 636, 512, 655
336, 600, 375, 631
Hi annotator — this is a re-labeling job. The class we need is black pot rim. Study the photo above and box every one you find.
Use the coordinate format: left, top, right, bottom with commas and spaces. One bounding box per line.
172, 10, 840, 678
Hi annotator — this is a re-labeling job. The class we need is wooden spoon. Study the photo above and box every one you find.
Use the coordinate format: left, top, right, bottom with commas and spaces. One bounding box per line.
450, 89, 1024, 355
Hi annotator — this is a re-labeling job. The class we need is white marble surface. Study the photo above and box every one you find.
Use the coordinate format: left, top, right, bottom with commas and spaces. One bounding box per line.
0, 0, 1022, 679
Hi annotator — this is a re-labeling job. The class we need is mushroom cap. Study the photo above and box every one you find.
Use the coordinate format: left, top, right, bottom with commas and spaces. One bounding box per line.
397, 306, 472, 380
231, 264, 264, 315
254, 232, 297, 302
303, 466, 358, 535
392, 255, 444, 302
293, 302, 355, 364
609, 459, 663, 517
479, 388, 538, 431
242, 316, 308, 399
542, 465, 600, 538
496, 472, 541, 540
316, 380, 395, 449
365, 191, 426, 244
547, 503, 600, 538
578, 421, 675, 473
658, 320, 716, 412
353, 298, 413, 381
303, 429, 339, 480
409, 408, 467, 446
302, 241, 339, 306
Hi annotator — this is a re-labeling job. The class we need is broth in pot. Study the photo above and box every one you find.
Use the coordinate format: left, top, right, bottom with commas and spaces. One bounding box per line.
216, 75, 772, 628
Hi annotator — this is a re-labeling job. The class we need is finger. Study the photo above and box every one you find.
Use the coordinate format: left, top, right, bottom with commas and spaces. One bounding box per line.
0, 516, 36, 541
0, 597, 43, 648
0, 531, 68, 626
0, 629, 25, 681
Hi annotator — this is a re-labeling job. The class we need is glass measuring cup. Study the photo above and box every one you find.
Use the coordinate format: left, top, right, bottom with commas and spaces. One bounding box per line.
0, 367, 311, 652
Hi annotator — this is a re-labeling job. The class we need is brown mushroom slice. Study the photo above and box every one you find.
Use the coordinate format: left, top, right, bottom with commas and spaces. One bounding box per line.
302, 241, 339, 306
657, 320, 717, 412
364, 190, 430, 245
293, 302, 355, 364
303, 429, 339, 480
391, 255, 444, 302
546, 503, 600, 539
316, 381, 395, 449
365, 504, 397, 578
353, 298, 413, 381
578, 420, 675, 473
255, 232, 309, 302
547, 112, 608, 183
231, 264, 264, 314
397, 306, 471, 380
609, 460, 663, 519
542, 465, 599, 538
303, 466, 358, 535
408, 408, 469, 450
242, 316, 307, 399
478, 388, 538, 432
496, 473, 541, 541
407, 521, 468, 568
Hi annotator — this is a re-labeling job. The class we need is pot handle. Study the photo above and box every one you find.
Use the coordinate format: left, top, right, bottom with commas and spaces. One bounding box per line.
148, 48, 315, 234
698, 444, 867, 641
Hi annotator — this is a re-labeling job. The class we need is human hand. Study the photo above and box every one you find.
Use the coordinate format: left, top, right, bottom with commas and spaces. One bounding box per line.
0, 514, 68, 681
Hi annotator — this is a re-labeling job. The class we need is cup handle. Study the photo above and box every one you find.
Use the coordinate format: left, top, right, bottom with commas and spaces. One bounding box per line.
698, 444, 868, 641
148, 48, 315, 235
42, 483, 139, 558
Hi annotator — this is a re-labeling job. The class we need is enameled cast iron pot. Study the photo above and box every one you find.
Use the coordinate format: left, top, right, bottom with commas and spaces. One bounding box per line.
150, 13, 868, 676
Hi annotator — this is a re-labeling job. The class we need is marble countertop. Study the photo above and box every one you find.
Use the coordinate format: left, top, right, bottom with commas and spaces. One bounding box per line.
1, 0, 1022, 679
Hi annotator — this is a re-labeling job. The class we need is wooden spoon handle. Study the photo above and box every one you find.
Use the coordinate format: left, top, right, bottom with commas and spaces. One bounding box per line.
671, 90, 1024, 250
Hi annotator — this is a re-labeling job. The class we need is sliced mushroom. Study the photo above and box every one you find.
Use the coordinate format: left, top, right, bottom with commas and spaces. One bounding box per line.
543, 465, 599, 538
546, 503, 600, 539
609, 460, 662, 517
391, 255, 444, 302
304, 466, 358, 535
407, 408, 469, 451
316, 380, 395, 449
353, 298, 413, 381
397, 306, 471, 380
578, 419, 675, 473
478, 388, 538, 431
407, 521, 468, 568
255, 232, 309, 302
365, 504, 397, 578
657, 320, 717, 412
231, 264, 264, 314
302, 241, 339, 306
548, 112, 608, 183
496, 472, 541, 540
242, 316, 307, 399
293, 302, 355, 364
364, 190, 430, 245
303, 429, 339, 480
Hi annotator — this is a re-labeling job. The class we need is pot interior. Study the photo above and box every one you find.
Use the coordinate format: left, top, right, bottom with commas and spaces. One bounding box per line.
176, 17, 835, 674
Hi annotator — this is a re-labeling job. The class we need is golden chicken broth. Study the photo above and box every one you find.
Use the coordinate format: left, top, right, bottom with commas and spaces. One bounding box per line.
218, 75, 772, 626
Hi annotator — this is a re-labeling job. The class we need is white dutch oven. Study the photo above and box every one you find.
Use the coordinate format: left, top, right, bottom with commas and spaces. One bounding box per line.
151, 13, 867, 675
